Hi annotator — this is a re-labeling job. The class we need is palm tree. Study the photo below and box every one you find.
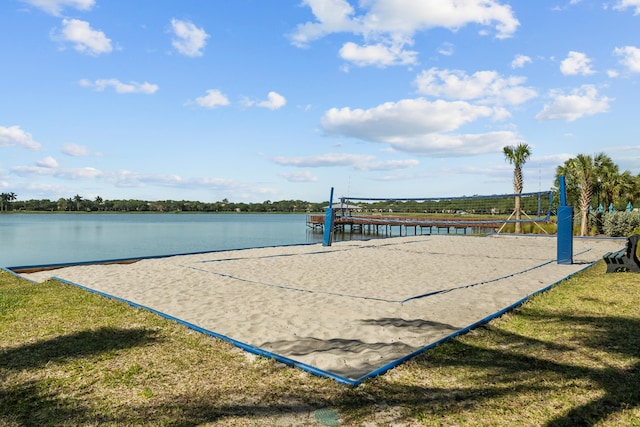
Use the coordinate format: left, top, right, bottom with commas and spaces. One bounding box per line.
560, 154, 596, 236
0, 192, 17, 211
73, 194, 83, 211
0, 193, 8, 212
611, 170, 634, 209
503, 143, 531, 234
591, 153, 638, 211
594, 153, 618, 208
624, 174, 640, 206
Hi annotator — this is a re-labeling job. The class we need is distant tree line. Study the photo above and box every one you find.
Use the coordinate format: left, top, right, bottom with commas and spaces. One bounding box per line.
1, 193, 548, 216
0, 195, 328, 213
2, 151, 638, 221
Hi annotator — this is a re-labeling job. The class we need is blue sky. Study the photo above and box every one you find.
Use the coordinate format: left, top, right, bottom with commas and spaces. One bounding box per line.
1, 0, 639, 203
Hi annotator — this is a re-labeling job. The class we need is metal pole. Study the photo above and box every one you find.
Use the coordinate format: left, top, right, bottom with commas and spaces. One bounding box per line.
322, 187, 334, 247
557, 176, 573, 264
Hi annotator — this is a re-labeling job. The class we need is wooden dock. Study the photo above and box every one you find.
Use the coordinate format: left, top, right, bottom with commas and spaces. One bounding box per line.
306, 214, 507, 236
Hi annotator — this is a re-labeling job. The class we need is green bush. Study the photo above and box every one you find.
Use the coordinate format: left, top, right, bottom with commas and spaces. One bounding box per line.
588, 211, 604, 235
603, 212, 640, 237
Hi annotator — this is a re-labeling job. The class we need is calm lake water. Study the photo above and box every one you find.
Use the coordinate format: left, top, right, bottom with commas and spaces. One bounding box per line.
0, 213, 329, 268
0, 213, 476, 268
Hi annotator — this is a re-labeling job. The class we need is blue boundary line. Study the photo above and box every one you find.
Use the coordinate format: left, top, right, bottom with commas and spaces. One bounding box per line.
401, 247, 594, 303
182, 240, 594, 304
348, 259, 601, 385
3, 235, 624, 386
4, 255, 604, 387
1, 266, 30, 280
4, 241, 320, 273
49, 276, 360, 386
180, 264, 396, 303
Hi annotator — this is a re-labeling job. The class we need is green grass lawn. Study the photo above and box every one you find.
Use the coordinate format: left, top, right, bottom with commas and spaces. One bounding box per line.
1, 262, 639, 426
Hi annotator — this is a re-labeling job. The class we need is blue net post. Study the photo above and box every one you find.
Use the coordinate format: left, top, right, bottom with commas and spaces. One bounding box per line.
322, 187, 335, 247
557, 176, 573, 265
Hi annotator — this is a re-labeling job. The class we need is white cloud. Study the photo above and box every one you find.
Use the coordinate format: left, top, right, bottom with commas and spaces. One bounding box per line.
36, 156, 59, 168
511, 54, 532, 68
438, 42, 454, 56
9, 160, 272, 201
389, 131, 519, 157
290, 0, 519, 67
104, 172, 252, 199
552, 0, 583, 11
62, 143, 102, 157
274, 155, 419, 172
530, 153, 574, 167
258, 92, 287, 110
170, 18, 209, 57
560, 51, 595, 75
79, 78, 159, 94
12, 165, 103, 179
21, 182, 67, 196
339, 41, 417, 67
354, 159, 419, 171
11, 163, 246, 193
322, 98, 494, 142
414, 68, 538, 106
0, 125, 42, 150
535, 85, 611, 122
604, 145, 640, 170
194, 89, 230, 108
53, 18, 112, 56
614, 45, 640, 72
21, 0, 94, 16
273, 153, 375, 167
614, 0, 640, 14
289, 0, 359, 47
279, 171, 319, 182
243, 92, 287, 110
318, 98, 520, 156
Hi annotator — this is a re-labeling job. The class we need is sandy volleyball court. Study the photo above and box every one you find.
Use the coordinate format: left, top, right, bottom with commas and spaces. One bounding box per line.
21, 234, 624, 384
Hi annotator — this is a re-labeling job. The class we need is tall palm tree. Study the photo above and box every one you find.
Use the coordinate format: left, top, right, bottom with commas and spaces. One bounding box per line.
503, 143, 531, 234
0, 192, 16, 211
562, 154, 596, 236
0, 193, 8, 212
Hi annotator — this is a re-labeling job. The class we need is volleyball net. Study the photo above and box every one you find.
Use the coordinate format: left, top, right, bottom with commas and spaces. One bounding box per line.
332, 191, 554, 229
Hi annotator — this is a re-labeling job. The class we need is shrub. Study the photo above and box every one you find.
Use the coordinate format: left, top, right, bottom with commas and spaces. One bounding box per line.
588, 211, 604, 235
602, 212, 640, 237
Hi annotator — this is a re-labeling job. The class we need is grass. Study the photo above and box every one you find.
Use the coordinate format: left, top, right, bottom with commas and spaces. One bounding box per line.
1, 262, 639, 426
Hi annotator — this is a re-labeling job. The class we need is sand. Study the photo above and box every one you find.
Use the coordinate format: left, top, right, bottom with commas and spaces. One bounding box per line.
20, 234, 624, 383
